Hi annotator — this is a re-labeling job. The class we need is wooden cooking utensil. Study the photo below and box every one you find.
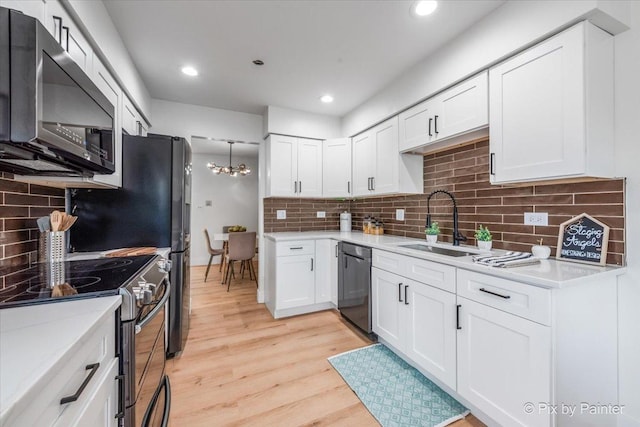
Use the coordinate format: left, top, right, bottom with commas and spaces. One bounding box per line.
51, 283, 78, 297
50, 211, 62, 232
63, 216, 78, 231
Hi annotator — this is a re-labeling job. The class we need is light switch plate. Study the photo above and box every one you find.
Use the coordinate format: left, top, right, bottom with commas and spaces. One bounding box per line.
396, 209, 405, 221
205, 200, 212, 207
276, 210, 286, 220
317, 211, 326, 218
524, 212, 548, 226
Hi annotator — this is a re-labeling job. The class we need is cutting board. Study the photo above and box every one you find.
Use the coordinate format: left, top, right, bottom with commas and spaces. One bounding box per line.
105, 247, 157, 257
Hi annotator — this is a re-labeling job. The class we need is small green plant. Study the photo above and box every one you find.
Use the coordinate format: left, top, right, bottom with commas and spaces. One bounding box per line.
425, 221, 440, 235
474, 225, 492, 242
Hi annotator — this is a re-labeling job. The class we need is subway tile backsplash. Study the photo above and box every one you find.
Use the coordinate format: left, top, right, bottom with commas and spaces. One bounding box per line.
264, 139, 625, 265
0, 173, 65, 288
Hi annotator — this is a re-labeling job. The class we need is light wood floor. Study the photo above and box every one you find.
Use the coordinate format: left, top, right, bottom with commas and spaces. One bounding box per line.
166, 263, 485, 427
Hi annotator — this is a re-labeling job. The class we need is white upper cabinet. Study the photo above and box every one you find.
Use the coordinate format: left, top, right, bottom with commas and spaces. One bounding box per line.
266, 135, 322, 197
322, 138, 352, 197
489, 21, 614, 184
122, 96, 149, 136
399, 72, 488, 153
44, 1, 93, 74
352, 117, 423, 197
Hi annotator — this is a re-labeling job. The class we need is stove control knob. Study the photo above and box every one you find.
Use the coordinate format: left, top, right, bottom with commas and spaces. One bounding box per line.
157, 259, 172, 273
142, 289, 153, 305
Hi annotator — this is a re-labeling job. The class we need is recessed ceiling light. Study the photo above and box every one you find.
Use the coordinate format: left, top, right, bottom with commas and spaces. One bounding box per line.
413, 0, 438, 16
181, 66, 198, 76
320, 94, 334, 103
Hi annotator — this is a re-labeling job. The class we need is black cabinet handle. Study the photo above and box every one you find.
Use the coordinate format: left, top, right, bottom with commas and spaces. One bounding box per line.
290, 247, 303, 250
115, 374, 125, 419
53, 16, 63, 45
62, 26, 69, 52
456, 304, 462, 330
479, 287, 511, 299
347, 181, 350, 194
434, 115, 439, 134
490, 153, 495, 175
335, 244, 338, 258
398, 282, 403, 302
404, 285, 409, 305
371, 177, 375, 191
311, 258, 314, 271
61, 363, 100, 404
428, 117, 433, 137
367, 177, 371, 191
299, 181, 302, 193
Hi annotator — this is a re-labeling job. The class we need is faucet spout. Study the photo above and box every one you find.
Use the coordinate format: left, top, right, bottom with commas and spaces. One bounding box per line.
426, 190, 467, 246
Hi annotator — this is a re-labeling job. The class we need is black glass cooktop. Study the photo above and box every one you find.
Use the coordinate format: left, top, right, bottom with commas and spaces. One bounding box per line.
0, 255, 156, 309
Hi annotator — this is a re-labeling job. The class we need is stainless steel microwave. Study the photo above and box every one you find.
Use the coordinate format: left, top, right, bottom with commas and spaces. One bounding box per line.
0, 7, 115, 176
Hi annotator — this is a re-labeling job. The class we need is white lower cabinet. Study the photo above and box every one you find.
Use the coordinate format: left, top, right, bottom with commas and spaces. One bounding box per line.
457, 297, 551, 427
372, 267, 457, 390
265, 239, 336, 318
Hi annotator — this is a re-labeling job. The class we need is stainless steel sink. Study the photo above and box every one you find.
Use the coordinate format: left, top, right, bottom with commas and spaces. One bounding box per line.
398, 244, 474, 257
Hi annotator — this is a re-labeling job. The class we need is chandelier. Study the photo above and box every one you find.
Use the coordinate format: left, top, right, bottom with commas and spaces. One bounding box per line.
207, 141, 251, 176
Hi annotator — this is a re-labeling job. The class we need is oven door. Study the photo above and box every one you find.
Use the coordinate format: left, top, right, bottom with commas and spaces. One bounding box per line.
133, 281, 170, 427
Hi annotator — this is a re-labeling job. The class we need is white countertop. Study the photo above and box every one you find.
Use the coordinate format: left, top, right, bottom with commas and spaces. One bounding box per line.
0, 296, 121, 424
264, 231, 626, 288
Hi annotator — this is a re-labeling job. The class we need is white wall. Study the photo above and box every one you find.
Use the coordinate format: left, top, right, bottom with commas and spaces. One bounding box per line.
265, 105, 342, 139
151, 99, 263, 144
613, 2, 640, 425
66, 0, 152, 121
341, 0, 630, 136
191, 153, 258, 266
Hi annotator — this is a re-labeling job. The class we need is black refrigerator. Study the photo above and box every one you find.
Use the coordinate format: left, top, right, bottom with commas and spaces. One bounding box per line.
69, 133, 192, 357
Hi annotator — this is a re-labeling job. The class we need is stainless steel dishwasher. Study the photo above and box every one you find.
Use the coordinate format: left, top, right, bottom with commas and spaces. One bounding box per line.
338, 242, 374, 336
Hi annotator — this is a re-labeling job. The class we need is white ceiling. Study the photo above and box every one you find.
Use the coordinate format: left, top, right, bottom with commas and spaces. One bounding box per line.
191, 136, 259, 157
104, 0, 505, 117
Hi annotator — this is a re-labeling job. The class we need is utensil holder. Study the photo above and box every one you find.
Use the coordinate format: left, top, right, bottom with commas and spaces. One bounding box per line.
44, 261, 66, 287
39, 231, 66, 263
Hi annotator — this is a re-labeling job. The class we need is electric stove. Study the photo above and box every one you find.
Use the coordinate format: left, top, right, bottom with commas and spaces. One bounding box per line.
0, 255, 158, 309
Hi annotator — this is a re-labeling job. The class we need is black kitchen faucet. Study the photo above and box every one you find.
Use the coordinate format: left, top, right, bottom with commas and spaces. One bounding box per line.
425, 190, 468, 246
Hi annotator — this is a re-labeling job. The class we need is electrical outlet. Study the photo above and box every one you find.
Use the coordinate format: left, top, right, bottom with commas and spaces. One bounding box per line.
524, 212, 548, 226
205, 200, 212, 207
276, 210, 286, 220
317, 211, 326, 218
396, 209, 405, 221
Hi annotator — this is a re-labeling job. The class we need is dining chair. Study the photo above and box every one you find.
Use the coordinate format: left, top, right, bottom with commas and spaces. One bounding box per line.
223, 231, 257, 291
203, 229, 225, 282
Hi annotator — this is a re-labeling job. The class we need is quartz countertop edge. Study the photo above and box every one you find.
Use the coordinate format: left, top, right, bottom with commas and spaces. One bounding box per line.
263, 231, 625, 289
0, 296, 122, 424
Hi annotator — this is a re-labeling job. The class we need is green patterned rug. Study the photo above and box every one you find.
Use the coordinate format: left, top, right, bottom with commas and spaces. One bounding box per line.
328, 344, 468, 427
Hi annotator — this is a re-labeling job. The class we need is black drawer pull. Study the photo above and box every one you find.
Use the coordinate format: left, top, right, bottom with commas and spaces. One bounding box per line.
290, 247, 303, 250
479, 288, 511, 299
428, 118, 433, 137
404, 285, 409, 305
61, 363, 100, 404
398, 283, 403, 302
456, 304, 462, 330
115, 374, 125, 419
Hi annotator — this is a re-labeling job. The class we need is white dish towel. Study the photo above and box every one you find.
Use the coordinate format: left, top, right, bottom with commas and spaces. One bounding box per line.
472, 251, 540, 268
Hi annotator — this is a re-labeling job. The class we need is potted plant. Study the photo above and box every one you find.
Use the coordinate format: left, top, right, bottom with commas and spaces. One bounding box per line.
475, 224, 493, 250
425, 221, 440, 243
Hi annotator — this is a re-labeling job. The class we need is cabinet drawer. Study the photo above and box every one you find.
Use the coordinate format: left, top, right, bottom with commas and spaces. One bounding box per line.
276, 240, 315, 256
25, 310, 116, 427
457, 269, 551, 325
373, 249, 455, 293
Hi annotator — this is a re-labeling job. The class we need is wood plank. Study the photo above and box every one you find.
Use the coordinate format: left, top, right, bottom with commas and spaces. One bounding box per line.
167, 264, 485, 426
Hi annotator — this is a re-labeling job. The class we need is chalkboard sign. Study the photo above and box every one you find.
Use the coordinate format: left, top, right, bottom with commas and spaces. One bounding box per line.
556, 213, 610, 266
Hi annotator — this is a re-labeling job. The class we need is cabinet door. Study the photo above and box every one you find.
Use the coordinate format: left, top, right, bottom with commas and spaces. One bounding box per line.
267, 135, 298, 197
277, 254, 315, 309
405, 281, 457, 390
44, 1, 92, 73
122, 96, 138, 136
351, 131, 375, 196
489, 24, 585, 183
457, 297, 551, 427
91, 58, 122, 188
434, 72, 488, 141
371, 268, 404, 350
372, 117, 399, 195
297, 138, 323, 197
314, 239, 332, 304
322, 138, 352, 197
0, 0, 45, 21
398, 98, 437, 152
